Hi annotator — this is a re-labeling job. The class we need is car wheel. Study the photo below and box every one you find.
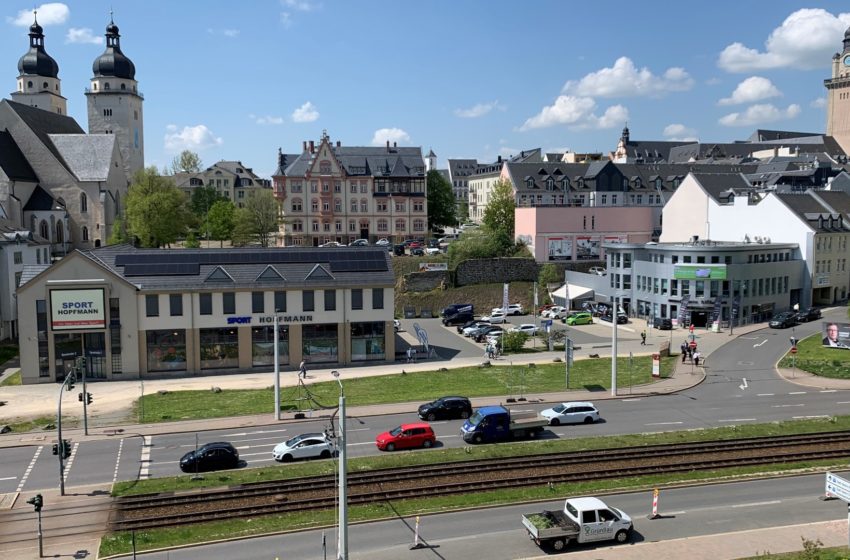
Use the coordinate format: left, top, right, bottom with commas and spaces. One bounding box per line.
473, 434, 483, 444
427, 413, 436, 421
615, 529, 630, 543
584, 416, 594, 424
320, 450, 331, 459
386, 443, 395, 452
550, 418, 561, 426
552, 538, 567, 551
460, 410, 470, 419
423, 439, 433, 448
281, 454, 293, 463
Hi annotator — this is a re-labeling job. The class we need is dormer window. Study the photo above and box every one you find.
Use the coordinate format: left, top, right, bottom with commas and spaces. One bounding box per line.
546, 178, 555, 191
655, 178, 663, 190
526, 178, 534, 188
562, 178, 570, 190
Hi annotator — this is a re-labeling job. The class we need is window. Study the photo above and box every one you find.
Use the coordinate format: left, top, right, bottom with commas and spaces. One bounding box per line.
80, 193, 88, 213
311, 181, 318, 193
252, 291, 265, 313
200, 293, 212, 315
320, 161, 331, 174
169, 294, 183, 316
311, 199, 319, 212
350, 182, 357, 193
334, 181, 341, 193
323, 201, 330, 211
350, 200, 357, 212
13, 251, 22, 265
303, 290, 315, 312
335, 220, 342, 232
349, 221, 356, 232
360, 199, 368, 213
213, 293, 235, 319
146, 294, 159, 317
372, 288, 384, 309
312, 221, 319, 232
324, 290, 336, 311
82, 227, 89, 241
274, 291, 286, 312
334, 199, 342, 212
351, 289, 363, 310
292, 220, 304, 232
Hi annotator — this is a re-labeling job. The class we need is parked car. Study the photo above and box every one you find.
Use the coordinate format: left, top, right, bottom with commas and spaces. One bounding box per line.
375, 238, 390, 246
272, 433, 335, 462
411, 247, 425, 256
375, 423, 436, 451
418, 396, 472, 421
512, 324, 540, 335
458, 320, 489, 334
443, 311, 474, 326
424, 247, 441, 256
462, 322, 491, 336
179, 442, 240, 473
498, 303, 524, 316
319, 241, 344, 247
652, 317, 673, 330
769, 311, 797, 329
442, 303, 474, 318
600, 312, 628, 324
348, 239, 369, 247
393, 244, 406, 256
589, 266, 607, 276
565, 311, 593, 326
427, 238, 440, 248
543, 306, 567, 319
794, 307, 822, 323
540, 402, 600, 426
475, 326, 504, 342
482, 310, 508, 324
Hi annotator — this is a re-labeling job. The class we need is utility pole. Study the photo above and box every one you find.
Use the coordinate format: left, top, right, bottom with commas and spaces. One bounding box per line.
332, 371, 347, 560
79, 356, 89, 436
273, 314, 280, 420
611, 295, 618, 396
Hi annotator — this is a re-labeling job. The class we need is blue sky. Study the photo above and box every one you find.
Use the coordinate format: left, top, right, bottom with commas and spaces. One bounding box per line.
3, 1, 850, 177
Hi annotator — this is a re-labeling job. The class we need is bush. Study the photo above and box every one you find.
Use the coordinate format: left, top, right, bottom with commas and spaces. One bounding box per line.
447, 228, 512, 268
502, 331, 528, 352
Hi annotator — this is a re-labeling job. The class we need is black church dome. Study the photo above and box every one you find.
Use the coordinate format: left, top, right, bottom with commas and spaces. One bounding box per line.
92, 20, 136, 80
17, 18, 58, 78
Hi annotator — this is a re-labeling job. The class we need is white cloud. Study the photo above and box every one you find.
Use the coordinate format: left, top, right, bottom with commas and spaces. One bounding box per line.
282, 0, 319, 11
662, 123, 698, 142
223, 29, 240, 38
563, 57, 694, 98
291, 101, 319, 123
454, 101, 506, 118
164, 124, 223, 152
718, 9, 850, 72
718, 76, 781, 105
371, 128, 410, 146
811, 97, 827, 109
718, 103, 801, 127
519, 96, 627, 131
9, 3, 69, 26
249, 114, 284, 125
65, 27, 102, 45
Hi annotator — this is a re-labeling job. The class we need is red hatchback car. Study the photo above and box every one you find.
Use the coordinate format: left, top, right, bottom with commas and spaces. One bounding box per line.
375, 423, 436, 451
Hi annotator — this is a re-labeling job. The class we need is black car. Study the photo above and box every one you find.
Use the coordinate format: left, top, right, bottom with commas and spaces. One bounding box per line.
769, 312, 797, 329
456, 319, 488, 334
794, 307, 822, 323
427, 238, 440, 248
179, 442, 240, 473
411, 247, 425, 256
418, 396, 472, 421
600, 312, 628, 324
442, 311, 474, 326
393, 244, 406, 256
653, 317, 673, 330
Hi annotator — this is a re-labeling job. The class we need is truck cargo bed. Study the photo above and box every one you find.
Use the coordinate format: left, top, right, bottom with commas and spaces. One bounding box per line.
521, 510, 580, 540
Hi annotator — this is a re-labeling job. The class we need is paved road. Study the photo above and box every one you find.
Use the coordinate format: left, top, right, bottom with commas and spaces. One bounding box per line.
128, 471, 850, 560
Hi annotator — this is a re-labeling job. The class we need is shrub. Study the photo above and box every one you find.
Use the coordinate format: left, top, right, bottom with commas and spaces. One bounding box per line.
502, 331, 528, 352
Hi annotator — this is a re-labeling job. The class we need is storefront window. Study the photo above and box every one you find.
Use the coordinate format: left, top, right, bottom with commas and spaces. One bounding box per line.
199, 328, 239, 370
351, 322, 385, 361
54, 332, 82, 376
302, 324, 338, 363
36, 300, 49, 377
146, 330, 187, 372
252, 325, 289, 367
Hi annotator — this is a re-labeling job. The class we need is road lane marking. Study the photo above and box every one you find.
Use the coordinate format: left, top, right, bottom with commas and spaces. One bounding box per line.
772, 404, 805, 408
622, 398, 642, 402
719, 418, 757, 422
739, 378, 748, 390
788, 391, 807, 395
222, 428, 291, 437
16, 447, 41, 492
837, 401, 850, 405
111, 439, 124, 485
0, 476, 17, 481
139, 436, 152, 480
645, 422, 684, 426
62, 442, 79, 483
756, 393, 774, 397
792, 415, 831, 419
731, 500, 781, 508
820, 390, 837, 393
753, 340, 767, 348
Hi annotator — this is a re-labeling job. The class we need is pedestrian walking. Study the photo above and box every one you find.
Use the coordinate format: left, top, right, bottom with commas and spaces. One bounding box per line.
640, 330, 647, 345
693, 350, 701, 367
406, 347, 413, 363
299, 360, 307, 379
680, 341, 688, 363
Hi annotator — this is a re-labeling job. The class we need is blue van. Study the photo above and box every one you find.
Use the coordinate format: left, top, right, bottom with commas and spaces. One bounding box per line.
441, 304, 473, 318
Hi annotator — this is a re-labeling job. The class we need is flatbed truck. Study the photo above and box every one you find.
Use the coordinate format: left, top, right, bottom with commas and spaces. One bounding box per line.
521, 496, 632, 552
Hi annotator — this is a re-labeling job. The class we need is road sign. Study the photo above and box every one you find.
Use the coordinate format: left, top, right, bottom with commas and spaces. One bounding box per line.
826, 472, 850, 502
689, 340, 697, 350
790, 346, 798, 354
689, 324, 694, 334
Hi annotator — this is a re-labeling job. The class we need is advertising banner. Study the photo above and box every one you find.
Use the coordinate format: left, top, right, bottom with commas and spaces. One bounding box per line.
50, 288, 106, 330
547, 238, 572, 261
822, 321, 850, 349
575, 236, 600, 260
673, 265, 727, 280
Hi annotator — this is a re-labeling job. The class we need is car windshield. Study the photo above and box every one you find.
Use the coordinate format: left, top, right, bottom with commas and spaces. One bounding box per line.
551, 404, 567, 413
284, 434, 311, 446
389, 426, 403, 436
468, 410, 486, 425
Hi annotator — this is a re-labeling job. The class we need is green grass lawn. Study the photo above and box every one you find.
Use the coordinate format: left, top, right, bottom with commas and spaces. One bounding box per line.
0, 415, 74, 433
778, 333, 850, 379
0, 370, 20, 386
739, 544, 850, 559
136, 356, 674, 423
102, 415, 850, 557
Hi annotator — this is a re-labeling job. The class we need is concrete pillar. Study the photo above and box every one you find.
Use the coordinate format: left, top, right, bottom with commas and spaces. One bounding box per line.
238, 326, 252, 369
385, 319, 395, 362
289, 324, 303, 369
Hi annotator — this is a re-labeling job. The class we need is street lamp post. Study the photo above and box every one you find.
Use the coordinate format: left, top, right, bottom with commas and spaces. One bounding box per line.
388, 194, 393, 244
611, 295, 618, 396
332, 370, 348, 560
273, 314, 280, 420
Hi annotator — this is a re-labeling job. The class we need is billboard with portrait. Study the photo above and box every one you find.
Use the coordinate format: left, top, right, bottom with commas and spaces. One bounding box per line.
822, 321, 850, 349
50, 288, 106, 330
547, 238, 573, 261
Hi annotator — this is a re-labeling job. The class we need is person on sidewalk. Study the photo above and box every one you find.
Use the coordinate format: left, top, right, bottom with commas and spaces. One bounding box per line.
680, 341, 688, 363
299, 360, 307, 379
406, 347, 413, 363
640, 330, 647, 345
693, 350, 701, 367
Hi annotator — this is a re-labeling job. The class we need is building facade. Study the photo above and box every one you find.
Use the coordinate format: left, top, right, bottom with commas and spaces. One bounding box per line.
826, 26, 850, 154
10, 16, 66, 116
171, 161, 270, 208
16, 245, 396, 384
273, 133, 427, 246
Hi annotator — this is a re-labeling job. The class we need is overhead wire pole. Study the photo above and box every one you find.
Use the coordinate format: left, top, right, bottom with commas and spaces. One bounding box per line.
273, 314, 280, 420
611, 295, 618, 396
332, 370, 347, 560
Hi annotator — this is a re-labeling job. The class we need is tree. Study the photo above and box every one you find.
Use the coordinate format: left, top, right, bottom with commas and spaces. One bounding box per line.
446, 227, 512, 268
184, 231, 201, 248
125, 167, 192, 247
426, 170, 457, 230
107, 215, 129, 245
171, 150, 203, 174
190, 186, 222, 218
206, 200, 236, 247
232, 189, 280, 247
482, 178, 515, 238
537, 263, 562, 306
457, 200, 469, 224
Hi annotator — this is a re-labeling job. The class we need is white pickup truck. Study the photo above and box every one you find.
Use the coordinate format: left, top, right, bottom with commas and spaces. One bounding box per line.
521, 496, 632, 552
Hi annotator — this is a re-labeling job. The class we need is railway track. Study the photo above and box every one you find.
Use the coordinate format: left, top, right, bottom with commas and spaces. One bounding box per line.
110, 430, 850, 532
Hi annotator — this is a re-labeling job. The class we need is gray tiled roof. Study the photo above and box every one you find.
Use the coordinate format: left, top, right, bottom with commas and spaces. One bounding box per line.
447, 159, 478, 180
19, 264, 51, 288
48, 134, 116, 182
3, 100, 85, 174
773, 192, 847, 232
667, 137, 846, 163
282, 146, 425, 179
691, 173, 753, 202
747, 129, 822, 142
621, 141, 691, 162
77, 245, 395, 291
813, 190, 850, 218
0, 130, 37, 182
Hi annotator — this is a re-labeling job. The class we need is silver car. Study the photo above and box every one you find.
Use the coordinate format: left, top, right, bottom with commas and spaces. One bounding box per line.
272, 433, 335, 462
540, 402, 600, 426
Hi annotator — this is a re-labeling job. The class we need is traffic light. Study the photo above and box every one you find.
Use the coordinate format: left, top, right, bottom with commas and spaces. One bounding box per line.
86, 392, 93, 405
51, 443, 59, 456
61, 439, 72, 459
25, 494, 43, 512
78, 392, 83, 402
77, 356, 87, 370
66, 373, 76, 391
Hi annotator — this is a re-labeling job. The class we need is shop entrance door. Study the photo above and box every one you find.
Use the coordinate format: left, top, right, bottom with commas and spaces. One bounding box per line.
690, 310, 709, 328
84, 332, 106, 379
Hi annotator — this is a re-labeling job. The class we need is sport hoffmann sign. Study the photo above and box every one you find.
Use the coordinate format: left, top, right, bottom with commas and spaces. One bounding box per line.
50, 288, 106, 330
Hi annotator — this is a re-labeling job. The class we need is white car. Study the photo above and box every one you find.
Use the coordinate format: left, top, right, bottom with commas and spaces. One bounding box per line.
540, 402, 600, 426
319, 241, 344, 247
424, 247, 441, 256
481, 310, 508, 324
491, 304, 524, 316
375, 238, 390, 246
589, 266, 607, 276
463, 322, 490, 336
543, 306, 566, 319
272, 433, 335, 462
511, 324, 540, 336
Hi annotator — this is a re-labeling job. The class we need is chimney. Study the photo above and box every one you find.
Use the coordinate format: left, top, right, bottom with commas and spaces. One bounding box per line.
309, 140, 315, 153
278, 148, 283, 167
497, 155, 502, 163
386, 140, 390, 149
393, 141, 397, 148
336, 140, 341, 147
302, 141, 307, 152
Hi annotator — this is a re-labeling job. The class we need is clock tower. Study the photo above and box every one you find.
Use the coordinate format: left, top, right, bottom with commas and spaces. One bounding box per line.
825, 26, 850, 153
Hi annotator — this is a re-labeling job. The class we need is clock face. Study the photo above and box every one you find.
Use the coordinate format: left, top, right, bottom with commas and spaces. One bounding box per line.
845, 54, 850, 67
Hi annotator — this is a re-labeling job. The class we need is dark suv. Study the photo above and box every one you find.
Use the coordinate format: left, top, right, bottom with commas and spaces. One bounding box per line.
653, 317, 673, 330
179, 442, 240, 473
794, 307, 822, 323
418, 396, 472, 421
443, 311, 474, 326
769, 312, 797, 329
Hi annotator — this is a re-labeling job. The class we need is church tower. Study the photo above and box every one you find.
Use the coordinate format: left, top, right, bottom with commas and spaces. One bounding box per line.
825, 26, 850, 154
86, 15, 144, 179
425, 149, 437, 172
11, 12, 67, 115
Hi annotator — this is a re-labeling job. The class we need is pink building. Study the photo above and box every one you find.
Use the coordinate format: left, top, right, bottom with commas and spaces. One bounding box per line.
516, 206, 654, 262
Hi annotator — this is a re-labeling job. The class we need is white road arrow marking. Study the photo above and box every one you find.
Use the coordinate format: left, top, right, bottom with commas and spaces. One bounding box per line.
739, 378, 748, 390
753, 340, 767, 348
